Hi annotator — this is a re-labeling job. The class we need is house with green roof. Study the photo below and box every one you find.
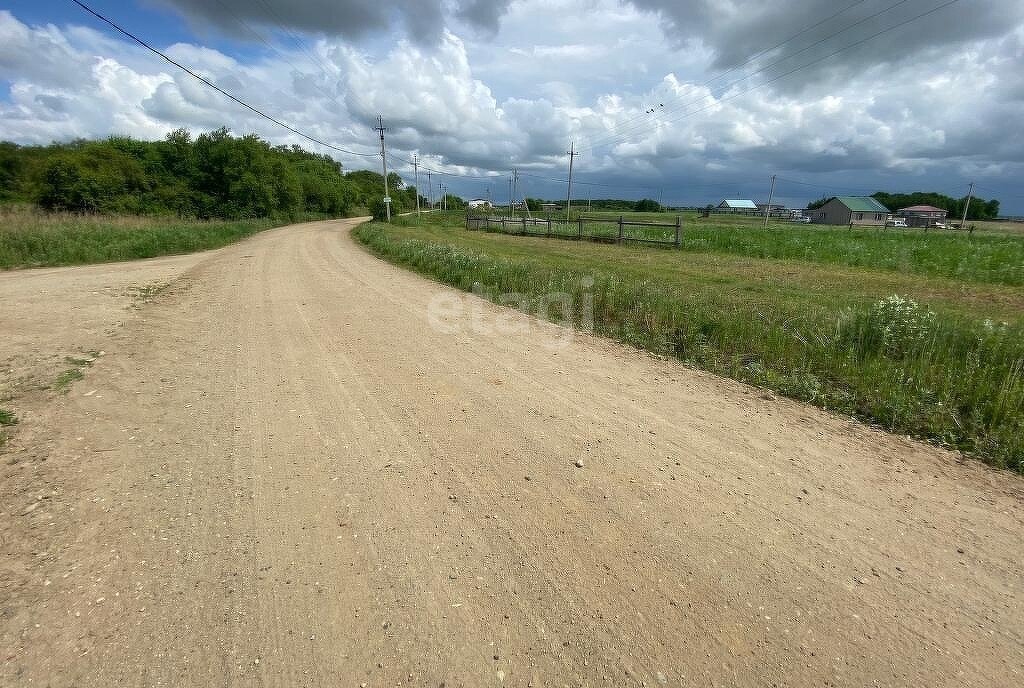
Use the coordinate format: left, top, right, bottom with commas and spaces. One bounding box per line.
808, 196, 891, 226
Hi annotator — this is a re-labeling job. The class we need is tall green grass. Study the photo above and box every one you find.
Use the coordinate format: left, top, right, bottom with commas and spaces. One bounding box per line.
0, 205, 280, 269
355, 219, 1024, 473
462, 210, 1024, 286
678, 221, 1024, 286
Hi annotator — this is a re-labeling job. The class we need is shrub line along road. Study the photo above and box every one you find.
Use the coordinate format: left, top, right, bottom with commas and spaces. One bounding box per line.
1, 218, 1022, 686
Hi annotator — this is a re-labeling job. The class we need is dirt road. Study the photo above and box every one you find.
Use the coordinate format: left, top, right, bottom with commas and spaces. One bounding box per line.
2, 218, 1022, 686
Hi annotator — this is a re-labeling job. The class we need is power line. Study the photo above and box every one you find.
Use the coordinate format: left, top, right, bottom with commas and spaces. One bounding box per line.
585, 0, 923, 152
69, 0, 379, 159
587, 0, 964, 156
586, 0, 913, 150
587, 0, 875, 150
251, 0, 336, 78
78, 0, 984, 208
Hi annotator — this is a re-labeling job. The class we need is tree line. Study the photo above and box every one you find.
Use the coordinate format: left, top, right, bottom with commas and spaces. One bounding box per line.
806, 191, 1000, 220
0, 129, 426, 220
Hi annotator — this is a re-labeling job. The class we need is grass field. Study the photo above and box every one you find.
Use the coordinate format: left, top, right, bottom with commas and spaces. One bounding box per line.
470, 209, 1024, 286
357, 211, 1024, 473
0, 205, 282, 269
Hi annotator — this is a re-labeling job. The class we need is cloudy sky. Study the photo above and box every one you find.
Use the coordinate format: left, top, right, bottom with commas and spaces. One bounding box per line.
1, 0, 1022, 212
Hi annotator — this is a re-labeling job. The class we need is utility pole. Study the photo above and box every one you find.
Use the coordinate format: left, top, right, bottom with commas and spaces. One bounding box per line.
426, 171, 432, 210
566, 141, 579, 221
508, 174, 513, 218
961, 182, 975, 232
511, 168, 518, 218
441, 184, 448, 211
439, 183, 444, 211
413, 154, 420, 216
763, 174, 776, 230
374, 115, 391, 222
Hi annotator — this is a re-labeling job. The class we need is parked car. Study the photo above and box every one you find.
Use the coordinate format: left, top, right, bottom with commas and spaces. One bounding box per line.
887, 217, 908, 228
790, 216, 811, 223
931, 221, 947, 229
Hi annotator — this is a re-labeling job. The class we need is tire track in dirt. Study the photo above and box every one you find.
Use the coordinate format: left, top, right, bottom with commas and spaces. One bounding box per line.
2, 218, 1022, 687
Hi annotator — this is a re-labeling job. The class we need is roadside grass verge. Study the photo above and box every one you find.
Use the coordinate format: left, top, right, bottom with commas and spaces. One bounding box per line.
355, 216, 1024, 473
0, 204, 288, 269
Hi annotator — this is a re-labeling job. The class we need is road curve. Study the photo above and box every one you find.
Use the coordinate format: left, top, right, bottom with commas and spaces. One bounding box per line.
2, 218, 1022, 687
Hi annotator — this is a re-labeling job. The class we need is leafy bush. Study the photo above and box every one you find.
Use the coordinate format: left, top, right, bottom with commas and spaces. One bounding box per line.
843, 295, 937, 358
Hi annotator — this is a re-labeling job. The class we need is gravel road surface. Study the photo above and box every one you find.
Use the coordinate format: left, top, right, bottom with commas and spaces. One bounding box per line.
1, 218, 1021, 686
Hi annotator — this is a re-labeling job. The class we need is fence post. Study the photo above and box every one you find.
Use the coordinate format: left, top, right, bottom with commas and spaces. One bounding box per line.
501, 218, 506, 233
578, 217, 584, 240
547, 216, 552, 237
465, 209, 470, 229
522, 217, 527, 235
618, 216, 624, 243
675, 216, 681, 247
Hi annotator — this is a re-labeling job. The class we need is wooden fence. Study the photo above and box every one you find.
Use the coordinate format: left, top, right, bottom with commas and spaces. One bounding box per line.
466, 212, 682, 247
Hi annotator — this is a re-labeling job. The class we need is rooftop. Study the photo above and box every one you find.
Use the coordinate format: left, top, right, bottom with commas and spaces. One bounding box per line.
720, 199, 758, 209
899, 205, 947, 213
834, 196, 890, 213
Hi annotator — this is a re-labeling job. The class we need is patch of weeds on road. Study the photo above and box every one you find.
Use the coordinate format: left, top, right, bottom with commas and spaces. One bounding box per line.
53, 351, 99, 394
54, 368, 85, 393
0, 410, 13, 451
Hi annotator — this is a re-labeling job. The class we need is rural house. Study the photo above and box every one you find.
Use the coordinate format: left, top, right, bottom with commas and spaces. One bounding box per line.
808, 196, 890, 226
717, 199, 758, 212
897, 204, 948, 228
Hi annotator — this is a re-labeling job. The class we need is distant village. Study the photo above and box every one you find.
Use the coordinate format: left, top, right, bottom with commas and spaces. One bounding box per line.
714, 197, 950, 228
465, 195, 960, 229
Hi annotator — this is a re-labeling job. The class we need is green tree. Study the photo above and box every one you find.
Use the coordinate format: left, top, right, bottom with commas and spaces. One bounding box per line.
634, 198, 662, 212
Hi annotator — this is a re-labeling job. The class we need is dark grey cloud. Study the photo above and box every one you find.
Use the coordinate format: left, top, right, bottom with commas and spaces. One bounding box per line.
155, 0, 511, 44
626, 0, 1024, 92
456, 0, 514, 34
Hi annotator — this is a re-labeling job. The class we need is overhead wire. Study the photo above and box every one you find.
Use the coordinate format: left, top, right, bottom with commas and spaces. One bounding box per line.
583, 0, 962, 155
587, 0, 875, 149
585, 0, 917, 151
70, 0, 380, 158
71, 0, 988, 208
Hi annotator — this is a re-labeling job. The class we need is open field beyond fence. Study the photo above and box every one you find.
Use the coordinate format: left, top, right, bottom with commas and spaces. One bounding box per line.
357, 211, 1024, 473
466, 211, 682, 246
462, 209, 1024, 286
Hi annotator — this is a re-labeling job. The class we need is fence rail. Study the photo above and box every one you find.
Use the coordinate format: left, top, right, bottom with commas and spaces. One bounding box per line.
466, 212, 682, 247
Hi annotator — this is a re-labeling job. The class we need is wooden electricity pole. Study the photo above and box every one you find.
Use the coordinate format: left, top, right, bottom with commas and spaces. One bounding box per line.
566, 141, 579, 221
961, 182, 975, 232
763, 174, 776, 230
413, 154, 420, 216
374, 115, 390, 222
